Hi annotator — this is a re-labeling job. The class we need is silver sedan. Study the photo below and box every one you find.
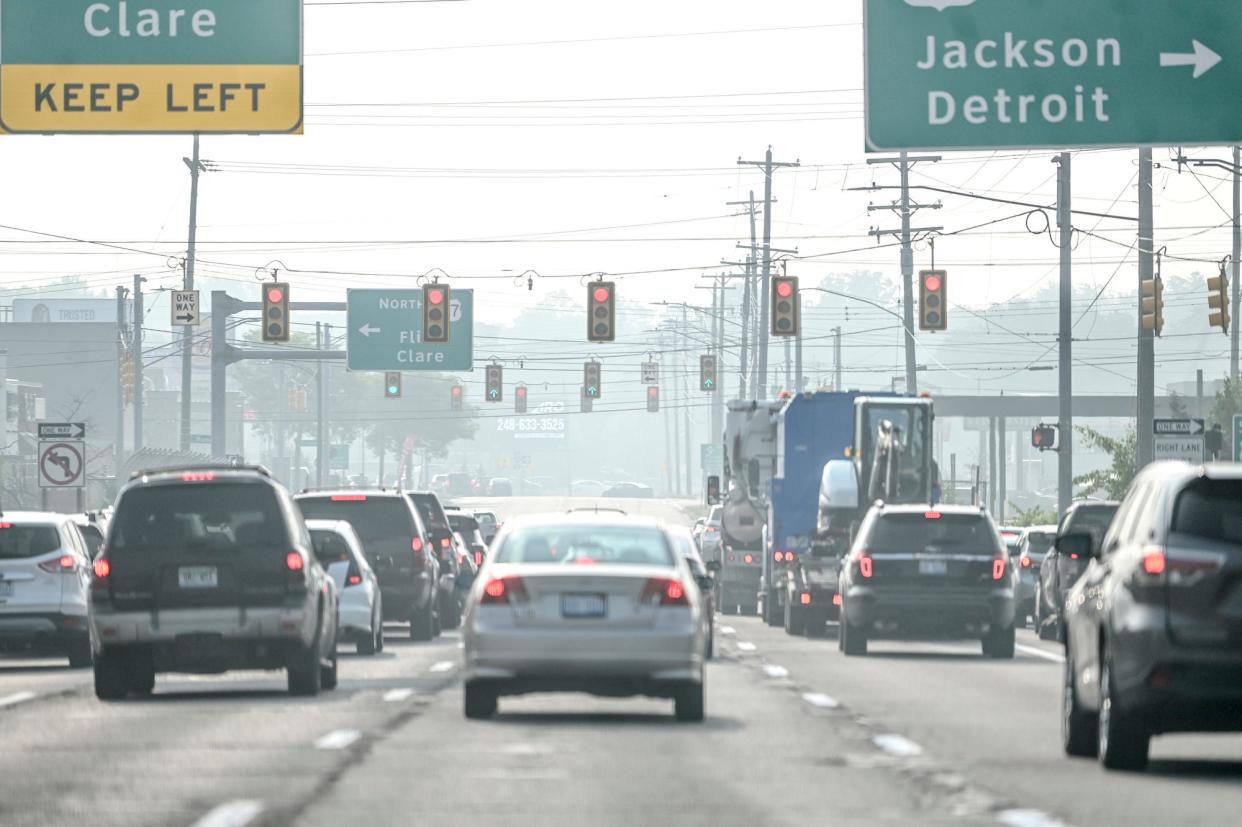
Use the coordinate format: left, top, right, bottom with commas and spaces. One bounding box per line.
461, 513, 706, 721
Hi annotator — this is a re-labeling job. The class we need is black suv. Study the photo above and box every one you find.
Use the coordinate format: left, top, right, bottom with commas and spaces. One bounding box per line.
406, 491, 462, 630
295, 490, 439, 640
1036, 500, 1119, 641
90, 466, 339, 699
839, 504, 1016, 658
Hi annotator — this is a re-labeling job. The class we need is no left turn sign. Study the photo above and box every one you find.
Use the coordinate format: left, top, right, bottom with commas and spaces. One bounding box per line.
39, 441, 85, 489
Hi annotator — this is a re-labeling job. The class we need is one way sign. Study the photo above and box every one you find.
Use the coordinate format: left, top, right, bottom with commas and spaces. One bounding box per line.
171, 290, 201, 327
1154, 418, 1205, 436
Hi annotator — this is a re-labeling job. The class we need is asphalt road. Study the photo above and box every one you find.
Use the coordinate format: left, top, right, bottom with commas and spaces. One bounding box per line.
2, 497, 1240, 826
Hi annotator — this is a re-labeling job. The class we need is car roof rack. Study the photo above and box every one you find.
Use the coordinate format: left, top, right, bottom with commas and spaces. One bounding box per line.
129, 463, 271, 481
298, 486, 391, 494
565, 506, 629, 516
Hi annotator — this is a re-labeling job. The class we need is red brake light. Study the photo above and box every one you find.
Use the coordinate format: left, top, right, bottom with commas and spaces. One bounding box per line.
800, 592, 812, 606
92, 558, 111, 579
1020, 555, 1032, 568
857, 549, 873, 579
286, 551, 305, 572
412, 537, 424, 552
832, 593, 843, 607
992, 556, 1006, 581
473, 551, 484, 567
347, 573, 362, 586
743, 554, 754, 564
1142, 548, 1166, 576
0, 522, 12, 529
924, 511, 942, 520
330, 494, 367, 502
641, 577, 689, 607
440, 537, 452, 549
706, 526, 718, 533
40, 554, 78, 573
480, 575, 527, 605
181, 472, 215, 482
1070, 553, 1079, 560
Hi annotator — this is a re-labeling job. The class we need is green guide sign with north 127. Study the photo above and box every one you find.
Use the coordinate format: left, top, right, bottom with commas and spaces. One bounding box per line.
865, 0, 1242, 150
346, 289, 473, 372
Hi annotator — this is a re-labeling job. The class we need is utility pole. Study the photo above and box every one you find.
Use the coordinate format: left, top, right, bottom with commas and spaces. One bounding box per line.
1235, 146, 1240, 380
1056, 153, 1073, 515
132, 275, 145, 452
865, 152, 942, 395
739, 149, 799, 397
833, 326, 843, 391
710, 278, 723, 444
681, 305, 693, 497
316, 322, 325, 486
181, 135, 207, 451
1137, 149, 1155, 469
115, 285, 129, 469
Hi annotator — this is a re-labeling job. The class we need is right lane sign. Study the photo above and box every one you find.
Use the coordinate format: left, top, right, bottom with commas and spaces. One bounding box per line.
864, 0, 1242, 151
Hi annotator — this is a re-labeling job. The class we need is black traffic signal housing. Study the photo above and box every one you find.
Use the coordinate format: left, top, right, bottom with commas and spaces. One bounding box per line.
583, 360, 602, 399
1141, 275, 1164, 336
485, 364, 503, 402
771, 275, 799, 337
450, 384, 463, 411
422, 283, 450, 343
262, 282, 290, 342
515, 384, 528, 414
646, 385, 660, 412
706, 475, 721, 505
588, 282, 616, 342
580, 385, 593, 413
1209, 267, 1231, 335
919, 270, 948, 331
700, 354, 718, 393
384, 372, 402, 399
1031, 423, 1058, 452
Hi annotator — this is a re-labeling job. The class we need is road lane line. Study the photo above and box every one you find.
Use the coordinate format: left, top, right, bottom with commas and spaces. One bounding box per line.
736, 641, 756, 652
719, 626, 736, 635
190, 800, 264, 827
383, 688, 415, 703
762, 664, 789, 678
0, 691, 37, 708
872, 734, 924, 757
801, 692, 840, 709
1016, 644, 1065, 664
997, 808, 1071, 827
314, 729, 361, 750
430, 660, 456, 673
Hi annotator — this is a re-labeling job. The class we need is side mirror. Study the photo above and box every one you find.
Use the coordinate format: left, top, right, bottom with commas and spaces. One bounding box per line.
706, 560, 722, 574
1056, 532, 1094, 559
695, 575, 715, 592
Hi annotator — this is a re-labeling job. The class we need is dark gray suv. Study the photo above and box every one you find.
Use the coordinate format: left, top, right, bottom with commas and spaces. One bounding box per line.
1062, 463, 1242, 771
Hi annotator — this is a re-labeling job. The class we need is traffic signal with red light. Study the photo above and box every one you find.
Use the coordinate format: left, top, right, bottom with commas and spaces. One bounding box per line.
771, 276, 799, 336
485, 364, 503, 402
384, 372, 402, 399
450, 384, 463, 411
1031, 423, 1058, 452
587, 282, 616, 342
515, 384, 528, 414
919, 270, 947, 331
422, 283, 450, 343
262, 282, 290, 342
583, 360, 601, 399
1209, 266, 1231, 335
646, 385, 660, 412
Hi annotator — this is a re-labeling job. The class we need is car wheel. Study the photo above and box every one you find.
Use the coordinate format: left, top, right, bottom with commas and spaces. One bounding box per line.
841, 614, 867, 656
674, 680, 705, 722
410, 600, 435, 642
441, 595, 462, 631
1062, 642, 1098, 757
1098, 653, 1150, 771
358, 611, 379, 655
125, 650, 155, 697
464, 681, 497, 720
983, 622, 1015, 659
93, 649, 128, 701
321, 645, 339, 691
288, 634, 323, 697
706, 629, 714, 660
67, 636, 93, 669
763, 589, 783, 627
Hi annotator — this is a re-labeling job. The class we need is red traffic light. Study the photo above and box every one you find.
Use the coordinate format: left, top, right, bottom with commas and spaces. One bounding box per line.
267, 287, 284, 303
648, 387, 658, 397
776, 280, 794, 298
451, 386, 462, 397
924, 274, 942, 292
516, 386, 527, 397
593, 286, 611, 303
427, 288, 445, 306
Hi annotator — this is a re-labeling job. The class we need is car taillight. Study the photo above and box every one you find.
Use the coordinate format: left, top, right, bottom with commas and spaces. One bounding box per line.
331, 494, 367, 502
181, 472, 215, 482
286, 551, 305, 572
480, 575, 527, 605
39, 554, 78, 574
855, 549, 873, 579
474, 551, 484, 567
412, 537, 424, 553
1142, 547, 1166, 576
92, 558, 111, 579
925, 511, 942, 520
992, 553, 1007, 581
91, 556, 111, 597
799, 592, 812, 606
640, 577, 690, 607
706, 526, 718, 533
440, 537, 452, 549
832, 593, 843, 606
743, 554, 754, 564
1020, 555, 1032, 569
347, 573, 362, 586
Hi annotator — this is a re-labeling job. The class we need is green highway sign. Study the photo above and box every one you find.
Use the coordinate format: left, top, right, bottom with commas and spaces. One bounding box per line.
0, 0, 302, 134
864, 0, 1242, 150
346, 289, 473, 372
1234, 415, 1242, 461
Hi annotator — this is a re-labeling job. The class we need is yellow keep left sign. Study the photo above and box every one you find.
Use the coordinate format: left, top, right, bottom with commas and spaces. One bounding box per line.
0, 65, 302, 134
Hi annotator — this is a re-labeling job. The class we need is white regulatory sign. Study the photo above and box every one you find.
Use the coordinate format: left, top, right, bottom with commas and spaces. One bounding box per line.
38, 441, 85, 489
171, 289, 201, 327
1154, 435, 1205, 464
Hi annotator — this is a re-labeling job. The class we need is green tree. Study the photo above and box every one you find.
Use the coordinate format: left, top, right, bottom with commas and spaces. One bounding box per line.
1007, 502, 1058, 527
1073, 425, 1136, 500
1208, 376, 1242, 436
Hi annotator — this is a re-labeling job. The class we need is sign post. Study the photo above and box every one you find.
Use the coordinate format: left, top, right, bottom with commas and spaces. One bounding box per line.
346, 289, 473, 372
864, 0, 1242, 150
1153, 418, 1206, 463
0, 0, 303, 134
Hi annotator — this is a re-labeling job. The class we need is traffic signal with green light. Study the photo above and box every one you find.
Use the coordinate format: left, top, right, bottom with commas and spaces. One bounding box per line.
485, 364, 503, 402
919, 270, 948, 331
583, 360, 601, 399
587, 282, 616, 342
771, 276, 799, 336
699, 354, 718, 392
422, 283, 450, 343
384, 372, 402, 399
262, 282, 290, 342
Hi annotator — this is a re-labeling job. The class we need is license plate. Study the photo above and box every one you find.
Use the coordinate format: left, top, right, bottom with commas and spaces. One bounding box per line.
919, 559, 948, 576
0, 581, 11, 597
561, 593, 607, 618
178, 566, 218, 589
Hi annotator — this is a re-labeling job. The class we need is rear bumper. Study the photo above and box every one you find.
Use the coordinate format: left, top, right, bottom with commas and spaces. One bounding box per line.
0, 612, 89, 650
90, 605, 316, 650
337, 598, 374, 637
377, 573, 433, 620
718, 567, 761, 604
845, 585, 1014, 636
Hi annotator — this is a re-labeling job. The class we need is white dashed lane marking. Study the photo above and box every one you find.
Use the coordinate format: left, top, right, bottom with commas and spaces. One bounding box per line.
801, 692, 840, 709
1016, 644, 1065, 664
382, 688, 415, 703
0, 691, 37, 709
736, 641, 756, 652
997, 808, 1072, 827
430, 660, 456, 673
872, 734, 924, 757
190, 800, 264, 827
314, 729, 361, 750
762, 664, 789, 678
719, 626, 736, 636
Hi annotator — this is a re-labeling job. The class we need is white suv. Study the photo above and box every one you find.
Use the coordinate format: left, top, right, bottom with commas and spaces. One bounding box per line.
0, 512, 94, 667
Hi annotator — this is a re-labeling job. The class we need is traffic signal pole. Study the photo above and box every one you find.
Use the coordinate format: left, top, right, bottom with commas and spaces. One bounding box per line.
1234, 146, 1240, 380
1056, 153, 1073, 515
181, 134, 204, 452
133, 274, 144, 452
1137, 149, 1156, 469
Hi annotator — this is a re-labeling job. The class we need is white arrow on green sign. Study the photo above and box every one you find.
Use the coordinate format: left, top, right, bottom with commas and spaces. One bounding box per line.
865, 0, 1242, 150
346, 289, 473, 372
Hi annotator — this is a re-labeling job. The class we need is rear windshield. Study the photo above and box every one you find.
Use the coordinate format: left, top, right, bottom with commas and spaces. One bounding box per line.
407, 493, 451, 533
0, 524, 61, 559
447, 514, 478, 533
494, 525, 674, 567
1172, 480, 1242, 546
868, 513, 1000, 555
475, 513, 497, 529
297, 496, 415, 556
1065, 505, 1118, 545
1025, 532, 1055, 556
111, 483, 285, 552
310, 529, 353, 567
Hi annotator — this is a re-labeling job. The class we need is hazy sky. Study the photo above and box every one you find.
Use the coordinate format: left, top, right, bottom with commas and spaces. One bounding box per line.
0, 0, 1234, 379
